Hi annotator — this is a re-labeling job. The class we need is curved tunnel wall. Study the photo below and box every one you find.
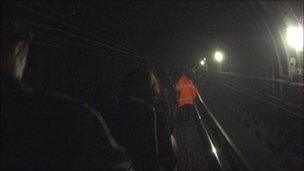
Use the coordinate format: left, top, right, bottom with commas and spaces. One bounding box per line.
3, 2, 302, 106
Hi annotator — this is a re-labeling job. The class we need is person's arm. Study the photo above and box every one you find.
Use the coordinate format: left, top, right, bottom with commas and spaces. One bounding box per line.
77, 104, 131, 170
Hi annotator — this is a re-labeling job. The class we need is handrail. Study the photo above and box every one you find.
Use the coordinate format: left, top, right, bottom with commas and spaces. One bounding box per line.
196, 91, 253, 170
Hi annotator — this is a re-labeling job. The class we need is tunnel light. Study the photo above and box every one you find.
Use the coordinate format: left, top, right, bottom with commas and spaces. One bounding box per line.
214, 51, 223, 62
200, 60, 205, 66
287, 25, 303, 51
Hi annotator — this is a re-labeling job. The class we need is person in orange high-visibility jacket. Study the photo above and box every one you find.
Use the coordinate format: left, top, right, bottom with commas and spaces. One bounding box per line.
175, 73, 198, 126
175, 74, 207, 170
174, 74, 205, 170
175, 74, 197, 124
175, 74, 197, 108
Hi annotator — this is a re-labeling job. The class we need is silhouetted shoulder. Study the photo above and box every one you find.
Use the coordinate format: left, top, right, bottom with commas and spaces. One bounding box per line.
1, 80, 130, 170
37, 91, 130, 169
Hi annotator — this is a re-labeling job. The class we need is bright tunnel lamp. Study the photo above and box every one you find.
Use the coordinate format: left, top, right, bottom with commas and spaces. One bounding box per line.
287, 25, 303, 51
214, 51, 223, 62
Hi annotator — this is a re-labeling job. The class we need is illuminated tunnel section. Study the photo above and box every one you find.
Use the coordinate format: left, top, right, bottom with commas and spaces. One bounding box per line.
1, 1, 303, 170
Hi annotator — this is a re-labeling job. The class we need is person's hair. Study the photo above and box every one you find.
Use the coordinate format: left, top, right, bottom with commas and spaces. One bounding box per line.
122, 64, 155, 103
1, 13, 33, 60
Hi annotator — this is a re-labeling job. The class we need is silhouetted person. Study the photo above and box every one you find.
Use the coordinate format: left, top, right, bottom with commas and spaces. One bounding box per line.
118, 66, 160, 170
175, 72, 197, 125
155, 67, 176, 129
175, 72, 207, 170
1, 11, 131, 170
102, 65, 177, 170
153, 67, 178, 170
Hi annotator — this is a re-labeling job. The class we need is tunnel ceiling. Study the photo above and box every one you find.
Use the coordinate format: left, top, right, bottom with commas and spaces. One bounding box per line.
14, 1, 303, 67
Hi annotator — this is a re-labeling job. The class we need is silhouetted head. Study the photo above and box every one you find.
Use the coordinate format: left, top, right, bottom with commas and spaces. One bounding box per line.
1, 13, 33, 80
122, 64, 159, 105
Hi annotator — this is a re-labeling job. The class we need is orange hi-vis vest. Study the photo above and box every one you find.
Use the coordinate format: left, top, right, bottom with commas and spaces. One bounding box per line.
175, 76, 197, 107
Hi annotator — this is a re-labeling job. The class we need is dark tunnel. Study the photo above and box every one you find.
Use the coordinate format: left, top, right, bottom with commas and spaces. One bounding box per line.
1, 1, 303, 170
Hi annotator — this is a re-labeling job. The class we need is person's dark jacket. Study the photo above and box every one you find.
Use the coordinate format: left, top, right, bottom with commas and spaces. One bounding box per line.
1, 76, 131, 170
105, 100, 160, 170
102, 98, 177, 170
